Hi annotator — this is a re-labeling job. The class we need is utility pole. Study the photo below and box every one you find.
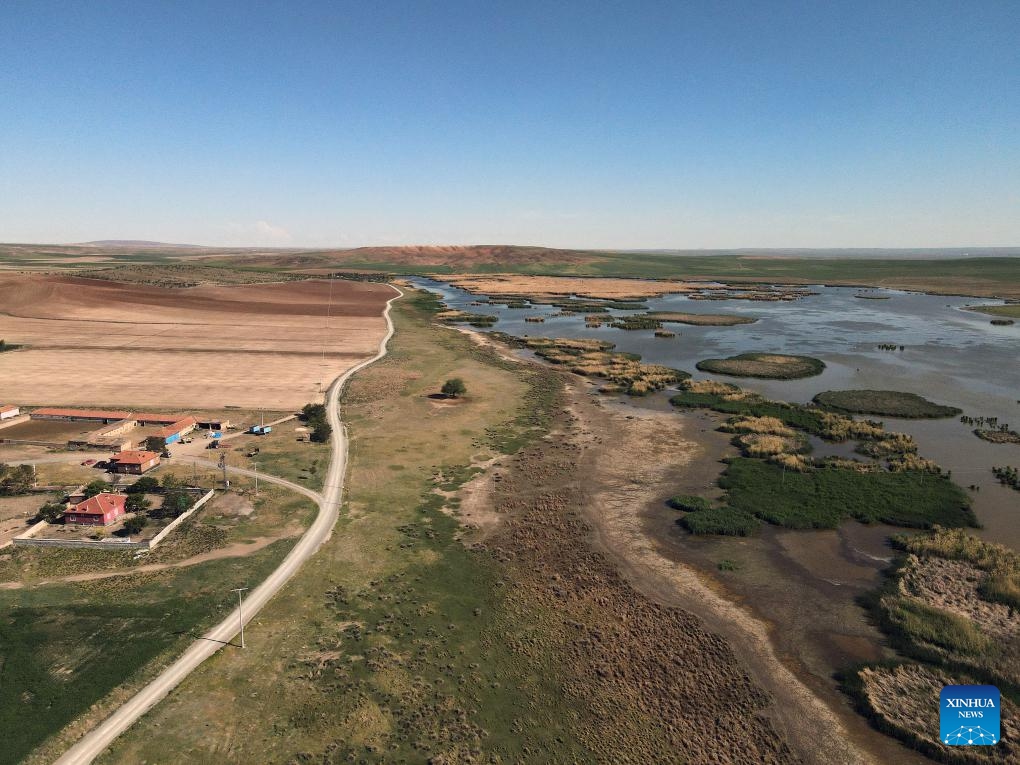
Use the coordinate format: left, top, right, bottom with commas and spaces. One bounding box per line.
230, 587, 249, 648
218, 452, 228, 489
253, 462, 259, 496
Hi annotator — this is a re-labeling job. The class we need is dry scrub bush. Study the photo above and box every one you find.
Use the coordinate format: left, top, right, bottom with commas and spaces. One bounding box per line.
721, 416, 795, 436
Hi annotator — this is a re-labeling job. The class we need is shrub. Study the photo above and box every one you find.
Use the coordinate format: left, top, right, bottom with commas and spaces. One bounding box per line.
123, 515, 147, 535
125, 476, 159, 494
301, 401, 332, 442
82, 480, 111, 498
666, 495, 712, 512
125, 493, 151, 513
441, 378, 467, 398
678, 507, 760, 536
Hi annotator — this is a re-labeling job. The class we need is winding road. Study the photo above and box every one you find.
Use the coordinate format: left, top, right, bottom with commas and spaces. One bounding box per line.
53, 284, 402, 765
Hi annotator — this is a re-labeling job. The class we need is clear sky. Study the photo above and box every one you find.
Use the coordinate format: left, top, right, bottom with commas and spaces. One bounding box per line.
1, 1, 1018, 249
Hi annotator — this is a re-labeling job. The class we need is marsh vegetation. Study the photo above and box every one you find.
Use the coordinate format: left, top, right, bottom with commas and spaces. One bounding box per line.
847, 528, 1020, 762
497, 335, 689, 395
695, 353, 825, 380
814, 390, 962, 419
668, 380, 974, 535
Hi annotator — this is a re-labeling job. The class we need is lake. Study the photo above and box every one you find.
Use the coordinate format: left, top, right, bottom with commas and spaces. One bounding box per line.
413, 278, 1020, 548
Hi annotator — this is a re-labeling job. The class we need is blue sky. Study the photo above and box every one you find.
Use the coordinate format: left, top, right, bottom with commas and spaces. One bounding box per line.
1, 1, 1018, 248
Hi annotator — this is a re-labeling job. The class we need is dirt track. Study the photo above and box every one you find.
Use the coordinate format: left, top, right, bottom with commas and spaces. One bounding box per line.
0, 274, 391, 409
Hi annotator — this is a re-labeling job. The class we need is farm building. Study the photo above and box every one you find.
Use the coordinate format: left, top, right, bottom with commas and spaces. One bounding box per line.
109, 449, 160, 474
0, 405, 20, 420
197, 417, 230, 430
64, 493, 127, 526
134, 413, 187, 426
158, 416, 198, 444
30, 407, 132, 424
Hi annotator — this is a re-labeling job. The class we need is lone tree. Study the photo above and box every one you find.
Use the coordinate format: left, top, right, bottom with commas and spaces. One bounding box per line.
441, 378, 467, 399
144, 435, 167, 452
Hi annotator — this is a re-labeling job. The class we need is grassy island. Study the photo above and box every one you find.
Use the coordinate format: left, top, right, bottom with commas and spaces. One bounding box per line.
646, 311, 757, 326
695, 352, 825, 379
813, 390, 962, 419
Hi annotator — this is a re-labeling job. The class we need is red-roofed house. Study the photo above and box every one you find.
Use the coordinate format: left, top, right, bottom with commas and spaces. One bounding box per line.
109, 449, 161, 474
64, 493, 127, 526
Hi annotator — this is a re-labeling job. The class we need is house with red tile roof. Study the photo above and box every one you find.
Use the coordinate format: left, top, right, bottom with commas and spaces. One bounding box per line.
109, 449, 161, 474
64, 493, 127, 526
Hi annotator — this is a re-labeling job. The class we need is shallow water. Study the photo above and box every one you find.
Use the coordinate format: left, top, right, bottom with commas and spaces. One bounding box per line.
416, 277, 1020, 548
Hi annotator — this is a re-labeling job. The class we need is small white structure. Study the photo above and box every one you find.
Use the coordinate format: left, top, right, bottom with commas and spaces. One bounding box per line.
0, 405, 20, 421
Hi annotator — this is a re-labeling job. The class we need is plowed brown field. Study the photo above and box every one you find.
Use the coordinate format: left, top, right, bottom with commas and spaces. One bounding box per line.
0, 274, 391, 409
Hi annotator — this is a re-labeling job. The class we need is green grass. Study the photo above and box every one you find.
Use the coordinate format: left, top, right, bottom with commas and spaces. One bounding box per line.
678, 507, 760, 536
666, 495, 713, 512
881, 597, 990, 656
814, 390, 962, 419
968, 303, 1020, 318
719, 458, 975, 530
670, 392, 827, 434
0, 543, 292, 765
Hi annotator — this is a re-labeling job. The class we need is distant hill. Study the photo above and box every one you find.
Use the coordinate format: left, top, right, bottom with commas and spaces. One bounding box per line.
201, 244, 599, 270
79, 240, 205, 248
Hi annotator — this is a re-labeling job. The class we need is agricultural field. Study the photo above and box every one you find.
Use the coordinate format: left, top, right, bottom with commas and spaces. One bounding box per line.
0, 273, 393, 409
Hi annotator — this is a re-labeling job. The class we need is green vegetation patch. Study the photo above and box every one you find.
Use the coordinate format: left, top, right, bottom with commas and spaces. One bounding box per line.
670, 390, 827, 434
679, 507, 760, 536
814, 390, 962, 419
0, 544, 291, 765
881, 597, 991, 656
696, 353, 826, 380
967, 303, 1020, 319
720, 458, 975, 530
666, 494, 712, 512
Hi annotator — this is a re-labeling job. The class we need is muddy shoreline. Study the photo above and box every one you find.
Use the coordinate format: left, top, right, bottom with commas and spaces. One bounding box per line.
461, 327, 941, 762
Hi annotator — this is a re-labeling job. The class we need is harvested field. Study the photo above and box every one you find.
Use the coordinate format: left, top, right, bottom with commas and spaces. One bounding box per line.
445, 273, 702, 300
647, 311, 757, 325
0, 274, 392, 409
697, 352, 826, 379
